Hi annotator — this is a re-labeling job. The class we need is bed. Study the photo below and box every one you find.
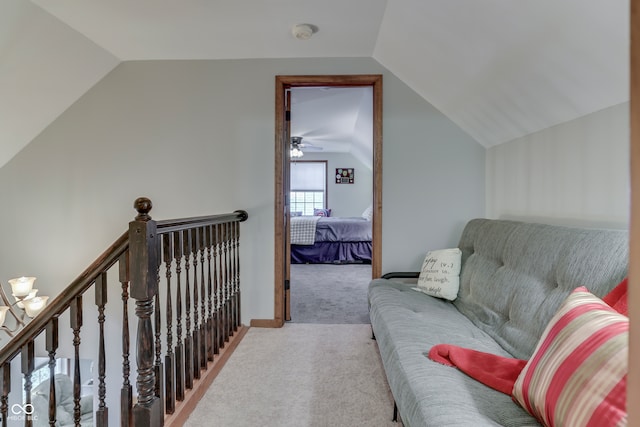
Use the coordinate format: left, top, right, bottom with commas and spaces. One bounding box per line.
290, 216, 372, 264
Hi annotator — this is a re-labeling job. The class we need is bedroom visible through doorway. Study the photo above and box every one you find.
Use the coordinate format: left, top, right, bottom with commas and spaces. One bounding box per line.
268, 74, 383, 327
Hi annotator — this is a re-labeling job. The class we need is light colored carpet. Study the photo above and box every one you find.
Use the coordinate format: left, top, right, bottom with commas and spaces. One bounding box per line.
185, 324, 398, 427
290, 264, 371, 324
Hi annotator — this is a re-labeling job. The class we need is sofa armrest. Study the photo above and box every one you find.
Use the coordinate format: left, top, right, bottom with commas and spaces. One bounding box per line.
380, 272, 420, 285
381, 272, 420, 279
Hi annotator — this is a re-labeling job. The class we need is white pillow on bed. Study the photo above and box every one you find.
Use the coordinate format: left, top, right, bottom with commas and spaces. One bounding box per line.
362, 205, 373, 221
413, 248, 462, 301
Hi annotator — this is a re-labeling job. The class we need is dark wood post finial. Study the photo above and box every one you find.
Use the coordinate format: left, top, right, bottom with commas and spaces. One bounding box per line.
134, 198, 153, 221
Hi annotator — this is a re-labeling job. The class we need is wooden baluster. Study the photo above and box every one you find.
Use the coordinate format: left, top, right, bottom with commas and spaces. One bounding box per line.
234, 221, 241, 330
0, 363, 9, 427
231, 210, 248, 330
163, 234, 176, 414
190, 228, 201, 380
22, 341, 34, 427
70, 296, 83, 426
223, 222, 228, 344
129, 198, 162, 426
227, 222, 234, 339
224, 222, 231, 342
217, 223, 225, 350
119, 251, 133, 427
95, 274, 108, 426
212, 224, 220, 355
232, 221, 239, 331
228, 222, 235, 336
199, 226, 207, 369
173, 231, 185, 402
154, 256, 164, 416
182, 229, 193, 390
205, 225, 214, 362
46, 319, 58, 427
220, 223, 227, 351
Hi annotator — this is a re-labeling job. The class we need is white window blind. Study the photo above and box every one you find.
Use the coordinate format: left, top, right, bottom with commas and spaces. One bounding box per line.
291, 162, 326, 190
290, 161, 326, 215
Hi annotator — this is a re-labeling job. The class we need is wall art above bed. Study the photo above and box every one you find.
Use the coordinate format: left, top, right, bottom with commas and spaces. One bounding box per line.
335, 168, 354, 184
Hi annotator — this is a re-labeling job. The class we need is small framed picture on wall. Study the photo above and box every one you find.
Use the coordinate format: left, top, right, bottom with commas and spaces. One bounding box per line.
335, 168, 355, 184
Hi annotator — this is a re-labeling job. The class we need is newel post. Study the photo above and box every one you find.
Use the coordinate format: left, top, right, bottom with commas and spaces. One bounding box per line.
129, 197, 163, 426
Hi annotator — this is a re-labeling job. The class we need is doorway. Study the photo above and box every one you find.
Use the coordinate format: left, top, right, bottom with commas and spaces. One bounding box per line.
272, 75, 382, 327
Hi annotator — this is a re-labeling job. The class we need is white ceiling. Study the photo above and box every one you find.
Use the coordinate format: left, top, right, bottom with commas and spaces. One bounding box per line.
29, 0, 388, 60
0, 0, 629, 168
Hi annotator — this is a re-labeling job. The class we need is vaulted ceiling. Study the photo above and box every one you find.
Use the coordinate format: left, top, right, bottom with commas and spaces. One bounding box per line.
0, 0, 629, 168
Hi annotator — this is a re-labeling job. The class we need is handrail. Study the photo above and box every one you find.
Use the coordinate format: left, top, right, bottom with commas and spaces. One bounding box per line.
0, 199, 250, 426
0, 209, 249, 365
0, 231, 129, 366
156, 210, 248, 234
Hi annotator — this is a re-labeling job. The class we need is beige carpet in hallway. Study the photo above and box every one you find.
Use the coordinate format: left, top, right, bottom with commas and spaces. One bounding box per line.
185, 324, 398, 427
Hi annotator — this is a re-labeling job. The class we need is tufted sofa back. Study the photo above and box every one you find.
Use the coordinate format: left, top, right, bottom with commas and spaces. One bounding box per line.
453, 218, 628, 360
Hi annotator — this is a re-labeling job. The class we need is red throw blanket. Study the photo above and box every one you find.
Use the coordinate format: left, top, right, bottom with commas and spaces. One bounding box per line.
428, 280, 628, 395
428, 344, 527, 395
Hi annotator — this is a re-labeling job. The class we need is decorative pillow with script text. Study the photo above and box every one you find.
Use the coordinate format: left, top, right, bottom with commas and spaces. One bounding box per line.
413, 248, 462, 301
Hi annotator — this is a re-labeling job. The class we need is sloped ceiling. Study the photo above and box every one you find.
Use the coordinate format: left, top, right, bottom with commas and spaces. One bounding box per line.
0, 0, 629, 168
290, 86, 372, 154
374, 0, 629, 147
0, 0, 119, 169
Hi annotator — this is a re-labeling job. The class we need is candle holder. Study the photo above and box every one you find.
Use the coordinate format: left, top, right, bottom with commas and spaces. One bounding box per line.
0, 277, 49, 337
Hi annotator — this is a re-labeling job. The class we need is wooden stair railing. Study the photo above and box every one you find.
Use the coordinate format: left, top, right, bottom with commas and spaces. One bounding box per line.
0, 197, 248, 427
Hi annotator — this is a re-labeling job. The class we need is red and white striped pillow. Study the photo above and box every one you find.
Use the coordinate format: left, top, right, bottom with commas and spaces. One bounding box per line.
512, 286, 627, 427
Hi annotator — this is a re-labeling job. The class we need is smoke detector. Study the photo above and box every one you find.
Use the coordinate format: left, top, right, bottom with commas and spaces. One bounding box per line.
292, 23, 317, 40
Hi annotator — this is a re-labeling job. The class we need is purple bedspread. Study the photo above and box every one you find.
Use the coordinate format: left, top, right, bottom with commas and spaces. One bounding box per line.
290, 217, 372, 264
290, 242, 372, 264
314, 217, 372, 242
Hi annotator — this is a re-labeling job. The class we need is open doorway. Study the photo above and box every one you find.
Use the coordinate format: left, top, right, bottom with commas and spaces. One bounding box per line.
271, 75, 382, 327
289, 87, 372, 323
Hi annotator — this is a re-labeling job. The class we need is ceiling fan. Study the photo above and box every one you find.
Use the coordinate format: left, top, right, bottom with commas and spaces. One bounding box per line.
290, 136, 323, 158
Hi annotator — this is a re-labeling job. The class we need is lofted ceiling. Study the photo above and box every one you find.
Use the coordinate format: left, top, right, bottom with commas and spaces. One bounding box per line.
0, 0, 629, 168
290, 86, 372, 157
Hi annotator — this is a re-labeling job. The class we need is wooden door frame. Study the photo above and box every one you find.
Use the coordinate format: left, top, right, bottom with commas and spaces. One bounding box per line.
254, 74, 382, 328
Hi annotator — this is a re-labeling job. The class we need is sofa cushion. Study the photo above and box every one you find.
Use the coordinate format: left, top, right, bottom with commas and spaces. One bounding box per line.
454, 219, 628, 359
369, 279, 539, 426
512, 287, 627, 427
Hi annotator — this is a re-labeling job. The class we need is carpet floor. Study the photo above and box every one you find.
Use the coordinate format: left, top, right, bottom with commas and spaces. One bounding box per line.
289, 264, 372, 324
185, 324, 397, 427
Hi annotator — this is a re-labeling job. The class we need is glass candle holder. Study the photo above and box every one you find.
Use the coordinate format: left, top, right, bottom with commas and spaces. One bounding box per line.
23, 296, 48, 318
8, 277, 36, 298
14, 289, 38, 309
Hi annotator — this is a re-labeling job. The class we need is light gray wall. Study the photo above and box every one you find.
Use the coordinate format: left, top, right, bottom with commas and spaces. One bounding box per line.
294, 152, 372, 217
0, 57, 486, 325
486, 102, 629, 229
382, 73, 486, 268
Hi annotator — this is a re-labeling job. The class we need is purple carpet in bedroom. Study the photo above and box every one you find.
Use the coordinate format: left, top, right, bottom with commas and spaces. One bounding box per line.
289, 263, 372, 324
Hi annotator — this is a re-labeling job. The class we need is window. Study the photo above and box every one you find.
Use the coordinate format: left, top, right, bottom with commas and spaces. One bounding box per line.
290, 161, 327, 216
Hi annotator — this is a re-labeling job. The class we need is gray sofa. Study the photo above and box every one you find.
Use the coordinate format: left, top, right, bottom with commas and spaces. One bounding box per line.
368, 218, 628, 426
